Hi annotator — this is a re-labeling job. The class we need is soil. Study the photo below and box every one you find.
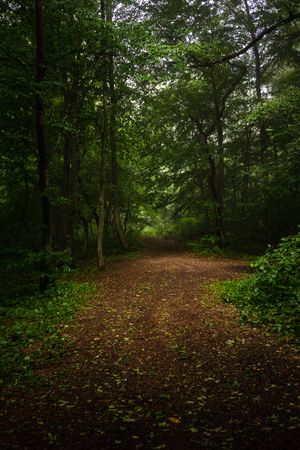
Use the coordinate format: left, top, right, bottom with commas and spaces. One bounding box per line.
0, 237, 299, 450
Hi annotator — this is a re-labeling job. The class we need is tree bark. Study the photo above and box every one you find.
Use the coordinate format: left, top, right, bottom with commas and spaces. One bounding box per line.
16, 165, 29, 246
62, 75, 80, 252
107, 2, 128, 250
244, 0, 270, 242
208, 154, 226, 243
81, 219, 89, 258
98, 149, 106, 270
194, 123, 226, 242
207, 74, 227, 242
109, 60, 129, 250
97, 0, 108, 270
35, 0, 51, 290
243, 0, 266, 149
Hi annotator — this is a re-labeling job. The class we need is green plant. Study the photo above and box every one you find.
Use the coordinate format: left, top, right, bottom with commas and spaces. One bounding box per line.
251, 232, 300, 305
188, 235, 222, 256
0, 281, 95, 389
167, 217, 204, 240
213, 232, 300, 340
7, 250, 73, 289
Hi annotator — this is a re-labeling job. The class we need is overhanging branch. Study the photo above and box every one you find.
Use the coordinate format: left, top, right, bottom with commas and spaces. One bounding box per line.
191, 12, 300, 67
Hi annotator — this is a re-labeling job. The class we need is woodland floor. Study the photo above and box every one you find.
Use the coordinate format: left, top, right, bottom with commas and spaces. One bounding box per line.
0, 237, 299, 450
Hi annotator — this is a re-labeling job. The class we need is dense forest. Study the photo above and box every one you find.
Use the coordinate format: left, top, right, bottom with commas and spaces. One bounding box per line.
1, 0, 299, 279
1, 1, 300, 449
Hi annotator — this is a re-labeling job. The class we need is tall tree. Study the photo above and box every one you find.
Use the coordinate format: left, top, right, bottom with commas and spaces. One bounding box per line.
35, 0, 52, 289
97, 0, 109, 270
107, 2, 129, 250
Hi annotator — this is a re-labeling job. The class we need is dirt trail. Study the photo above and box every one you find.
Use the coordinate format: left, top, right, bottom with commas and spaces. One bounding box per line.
1, 238, 299, 449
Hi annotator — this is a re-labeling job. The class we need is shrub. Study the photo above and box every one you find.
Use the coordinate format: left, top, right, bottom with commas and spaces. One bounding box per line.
214, 231, 300, 339
167, 217, 204, 239
250, 232, 300, 305
6, 250, 73, 291
188, 235, 222, 256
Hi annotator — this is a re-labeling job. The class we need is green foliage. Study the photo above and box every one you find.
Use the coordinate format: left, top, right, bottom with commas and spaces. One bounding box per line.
6, 250, 73, 291
1, 0, 300, 271
248, 87, 300, 124
142, 226, 161, 237
214, 232, 300, 340
251, 232, 300, 305
139, 207, 173, 238
0, 281, 95, 389
188, 235, 222, 256
167, 217, 204, 240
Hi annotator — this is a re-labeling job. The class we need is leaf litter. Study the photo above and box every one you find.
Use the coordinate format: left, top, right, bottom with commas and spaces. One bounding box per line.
0, 237, 299, 449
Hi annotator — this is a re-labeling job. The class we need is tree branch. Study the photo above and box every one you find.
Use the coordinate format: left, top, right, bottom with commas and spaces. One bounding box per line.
191, 12, 300, 67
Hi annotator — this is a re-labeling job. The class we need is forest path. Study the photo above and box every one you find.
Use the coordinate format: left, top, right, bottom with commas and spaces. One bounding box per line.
1, 238, 299, 450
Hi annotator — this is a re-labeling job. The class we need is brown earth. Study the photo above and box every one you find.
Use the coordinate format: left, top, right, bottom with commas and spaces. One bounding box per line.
0, 237, 299, 449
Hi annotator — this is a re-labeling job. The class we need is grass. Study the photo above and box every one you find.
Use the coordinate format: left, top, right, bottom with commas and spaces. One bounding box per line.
0, 281, 96, 389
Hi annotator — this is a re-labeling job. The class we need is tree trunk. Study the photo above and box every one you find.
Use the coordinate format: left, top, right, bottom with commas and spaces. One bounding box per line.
35, 0, 51, 290
98, 151, 106, 270
212, 85, 226, 243
216, 116, 225, 214
62, 67, 80, 252
62, 125, 79, 251
62, 106, 72, 248
97, 0, 108, 270
194, 126, 226, 242
16, 167, 29, 246
208, 154, 226, 243
110, 102, 129, 249
107, 3, 128, 250
244, 0, 270, 242
81, 219, 89, 258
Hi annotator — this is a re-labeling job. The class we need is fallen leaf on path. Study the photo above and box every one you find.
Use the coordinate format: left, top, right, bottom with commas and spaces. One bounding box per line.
168, 417, 181, 424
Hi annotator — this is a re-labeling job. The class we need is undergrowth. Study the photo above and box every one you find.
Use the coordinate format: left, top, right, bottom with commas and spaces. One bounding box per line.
213, 232, 300, 342
0, 282, 96, 389
188, 235, 223, 257
188, 235, 254, 259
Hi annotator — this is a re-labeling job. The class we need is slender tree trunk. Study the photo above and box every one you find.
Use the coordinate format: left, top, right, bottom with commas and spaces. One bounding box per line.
213, 87, 226, 242
195, 125, 226, 242
231, 157, 238, 216
98, 149, 106, 269
109, 77, 128, 250
90, 222, 95, 241
62, 96, 72, 248
244, 0, 269, 242
242, 124, 251, 205
216, 120, 226, 243
243, 0, 266, 143
81, 219, 89, 258
107, 3, 128, 250
208, 154, 226, 243
97, 0, 108, 270
35, 0, 51, 290
62, 133, 79, 251
16, 166, 29, 245
62, 66, 80, 252
216, 117, 225, 214
65, 141, 80, 248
